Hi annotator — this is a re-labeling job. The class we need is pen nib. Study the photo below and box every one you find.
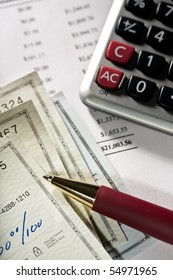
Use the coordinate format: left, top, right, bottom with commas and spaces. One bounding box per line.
43, 175, 52, 182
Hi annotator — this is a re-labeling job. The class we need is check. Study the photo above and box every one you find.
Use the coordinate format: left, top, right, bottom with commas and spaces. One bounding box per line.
53, 92, 155, 259
0, 73, 98, 228
0, 134, 110, 260
53, 92, 127, 252
0, 100, 94, 228
0, 72, 125, 246
0, 100, 66, 176
0, 72, 91, 181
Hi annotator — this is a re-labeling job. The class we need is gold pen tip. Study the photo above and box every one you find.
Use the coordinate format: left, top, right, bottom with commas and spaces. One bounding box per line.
43, 175, 52, 182
42, 175, 99, 208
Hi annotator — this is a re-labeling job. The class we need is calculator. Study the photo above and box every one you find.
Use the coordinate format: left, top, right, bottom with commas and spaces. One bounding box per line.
80, 0, 173, 134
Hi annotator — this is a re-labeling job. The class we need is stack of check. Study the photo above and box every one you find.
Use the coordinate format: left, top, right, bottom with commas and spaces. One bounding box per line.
0, 72, 150, 260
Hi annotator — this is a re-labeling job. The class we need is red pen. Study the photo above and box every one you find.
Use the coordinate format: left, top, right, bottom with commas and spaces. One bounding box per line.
43, 175, 173, 245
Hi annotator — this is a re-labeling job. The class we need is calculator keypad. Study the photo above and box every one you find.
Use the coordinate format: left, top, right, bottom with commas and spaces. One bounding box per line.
80, 0, 173, 134
103, 0, 173, 111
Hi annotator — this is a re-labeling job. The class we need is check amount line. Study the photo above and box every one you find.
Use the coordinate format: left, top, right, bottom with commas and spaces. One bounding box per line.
0, 210, 43, 258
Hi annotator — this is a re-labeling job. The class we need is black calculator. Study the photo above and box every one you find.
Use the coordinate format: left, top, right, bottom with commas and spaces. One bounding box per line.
80, 0, 173, 134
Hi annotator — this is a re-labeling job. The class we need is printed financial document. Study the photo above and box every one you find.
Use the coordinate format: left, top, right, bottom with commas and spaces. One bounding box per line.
0, 0, 173, 259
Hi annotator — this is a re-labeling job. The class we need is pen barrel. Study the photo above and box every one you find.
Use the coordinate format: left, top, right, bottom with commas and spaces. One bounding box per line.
93, 186, 173, 245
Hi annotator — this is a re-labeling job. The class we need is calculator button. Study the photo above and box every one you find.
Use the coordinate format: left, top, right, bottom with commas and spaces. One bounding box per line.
106, 40, 135, 64
97, 66, 124, 90
146, 26, 173, 54
116, 17, 146, 43
137, 50, 166, 77
156, 2, 173, 27
167, 61, 173, 81
127, 75, 156, 101
158, 86, 173, 111
126, 0, 155, 19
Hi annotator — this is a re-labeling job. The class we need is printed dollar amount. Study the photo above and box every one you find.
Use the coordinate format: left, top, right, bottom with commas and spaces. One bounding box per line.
101, 139, 132, 152
99, 137, 138, 155
100, 126, 128, 137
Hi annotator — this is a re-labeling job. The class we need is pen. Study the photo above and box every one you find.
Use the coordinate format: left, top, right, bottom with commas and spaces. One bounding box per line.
43, 175, 173, 245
